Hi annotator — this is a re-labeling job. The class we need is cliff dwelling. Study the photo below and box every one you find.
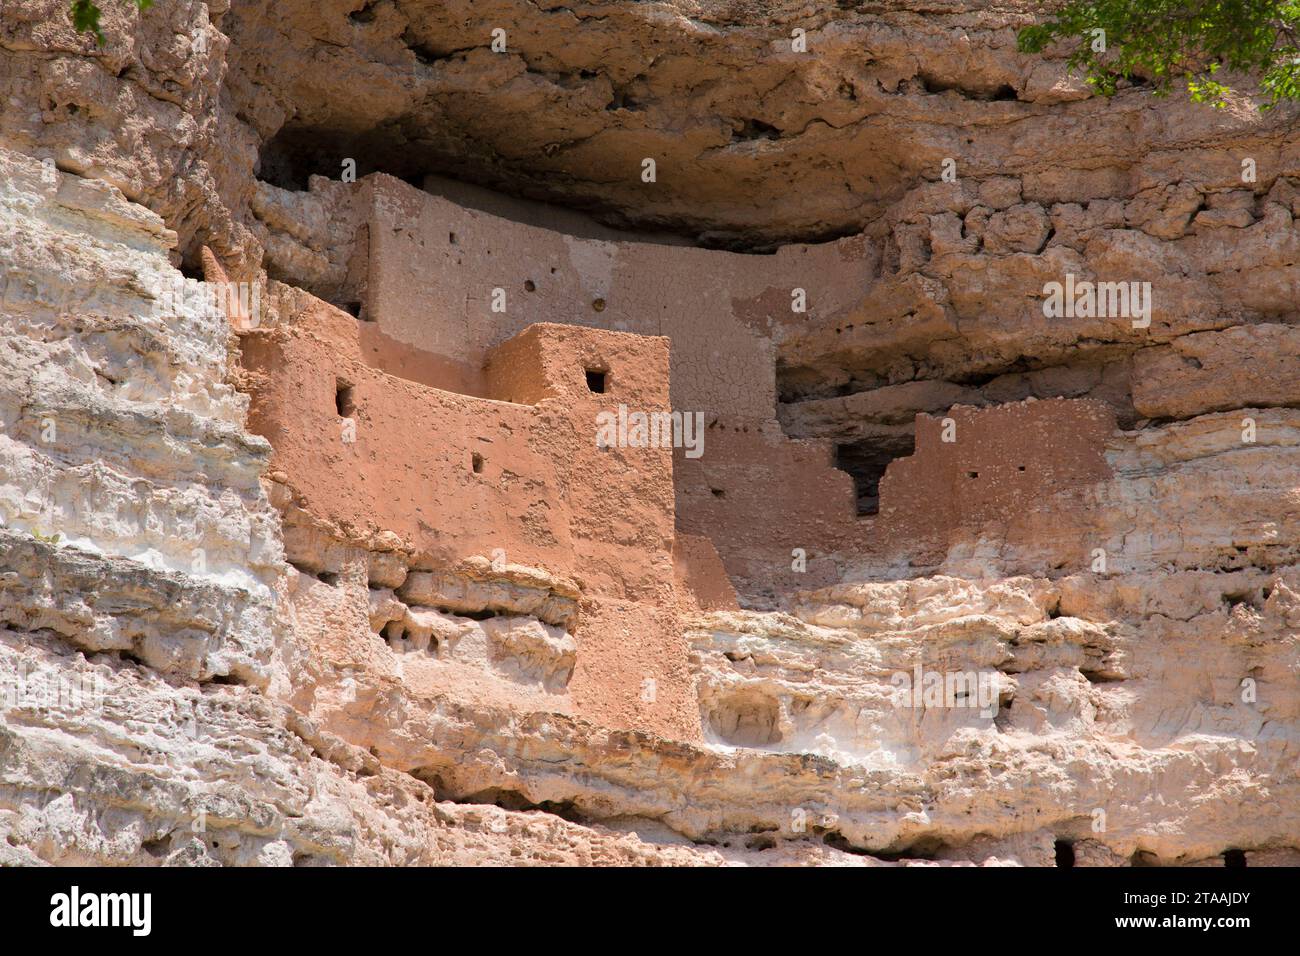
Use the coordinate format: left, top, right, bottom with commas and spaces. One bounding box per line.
1, 0, 1299, 893
230, 173, 1130, 745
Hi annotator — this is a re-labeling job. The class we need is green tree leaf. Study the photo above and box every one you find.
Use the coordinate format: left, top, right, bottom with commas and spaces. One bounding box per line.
70, 0, 104, 44
69, 0, 156, 45
1018, 1, 1300, 105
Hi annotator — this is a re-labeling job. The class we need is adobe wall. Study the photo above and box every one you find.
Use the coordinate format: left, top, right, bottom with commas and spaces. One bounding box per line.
309, 177, 1123, 605
673, 428, 856, 603
237, 199, 1122, 749
363, 175, 872, 421
244, 177, 1121, 617
243, 300, 677, 596
354, 175, 877, 603
669, 398, 1120, 593
875, 398, 1118, 558
239, 287, 702, 740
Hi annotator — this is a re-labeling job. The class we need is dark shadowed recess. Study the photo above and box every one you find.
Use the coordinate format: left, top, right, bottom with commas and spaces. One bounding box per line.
257, 124, 764, 250
835, 435, 917, 516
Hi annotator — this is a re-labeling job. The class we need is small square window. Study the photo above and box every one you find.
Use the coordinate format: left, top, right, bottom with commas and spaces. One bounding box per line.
585, 369, 607, 393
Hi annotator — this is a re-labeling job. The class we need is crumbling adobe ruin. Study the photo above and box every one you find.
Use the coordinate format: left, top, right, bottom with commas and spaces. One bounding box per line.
2, 1, 1299, 868
234, 174, 1132, 745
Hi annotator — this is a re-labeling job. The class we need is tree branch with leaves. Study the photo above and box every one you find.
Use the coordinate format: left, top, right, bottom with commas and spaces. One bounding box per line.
1018, 1, 1300, 107
70, 0, 154, 45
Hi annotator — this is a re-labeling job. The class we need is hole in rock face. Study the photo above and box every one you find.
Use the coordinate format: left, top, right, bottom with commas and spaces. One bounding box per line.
1054, 840, 1076, 867
707, 688, 782, 747
591, 298, 606, 312
258, 126, 430, 192
1223, 848, 1247, 868
471, 452, 485, 474
711, 488, 726, 499
1080, 667, 1121, 685
1222, 590, 1252, 610
834, 435, 916, 516
585, 369, 606, 393
455, 788, 585, 822
449, 607, 497, 621
524, 279, 536, 292
993, 695, 1014, 731
317, 571, 340, 586
349, 2, 378, 24
335, 381, 355, 417
731, 118, 780, 142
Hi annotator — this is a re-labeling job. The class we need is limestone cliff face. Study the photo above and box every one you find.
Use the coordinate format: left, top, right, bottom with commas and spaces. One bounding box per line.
1, 2, 1299, 867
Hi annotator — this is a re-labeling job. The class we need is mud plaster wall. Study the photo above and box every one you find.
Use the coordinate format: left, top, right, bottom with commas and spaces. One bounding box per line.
233, 181, 1118, 742
673, 428, 857, 603
266, 175, 1123, 606
674, 397, 1121, 598
363, 175, 872, 420
243, 297, 678, 597
240, 291, 701, 739
355, 175, 885, 601
876, 398, 1118, 558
